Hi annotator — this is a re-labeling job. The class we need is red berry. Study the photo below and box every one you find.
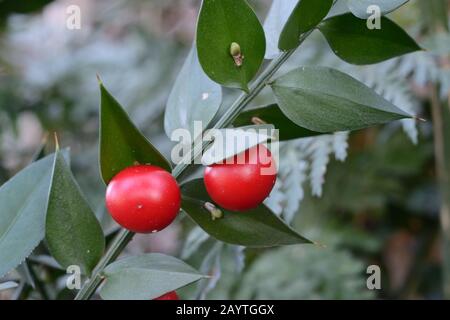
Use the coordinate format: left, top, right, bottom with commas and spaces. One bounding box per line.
154, 291, 179, 300
204, 144, 277, 211
105, 165, 181, 233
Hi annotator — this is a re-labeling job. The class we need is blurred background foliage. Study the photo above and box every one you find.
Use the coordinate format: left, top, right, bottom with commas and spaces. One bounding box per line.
0, 0, 449, 300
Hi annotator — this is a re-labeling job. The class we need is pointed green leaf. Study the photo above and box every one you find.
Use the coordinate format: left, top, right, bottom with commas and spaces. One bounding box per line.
271, 66, 413, 132
196, 0, 266, 91
233, 104, 321, 141
181, 179, 312, 247
164, 45, 222, 140
347, 0, 409, 19
45, 150, 105, 275
100, 253, 205, 300
0, 153, 59, 278
99, 82, 171, 184
279, 0, 333, 51
318, 13, 421, 65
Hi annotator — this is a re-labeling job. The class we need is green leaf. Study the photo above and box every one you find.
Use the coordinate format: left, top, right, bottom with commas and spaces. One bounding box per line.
201, 124, 275, 166
181, 179, 312, 247
45, 150, 105, 275
164, 45, 222, 140
0, 153, 58, 278
270, 66, 412, 132
278, 0, 333, 51
196, 0, 266, 91
347, 0, 409, 19
99, 81, 171, 184
233, 104, 321, 141
318, 13, 421, 65
100, 253, 205, 300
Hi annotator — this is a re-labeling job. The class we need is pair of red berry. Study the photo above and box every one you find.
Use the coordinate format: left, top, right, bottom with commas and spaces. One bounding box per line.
105, 145, 276, 233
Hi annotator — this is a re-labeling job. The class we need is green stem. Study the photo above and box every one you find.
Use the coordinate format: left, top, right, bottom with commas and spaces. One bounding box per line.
75, 32, 312, 301
74, 228, 134, 300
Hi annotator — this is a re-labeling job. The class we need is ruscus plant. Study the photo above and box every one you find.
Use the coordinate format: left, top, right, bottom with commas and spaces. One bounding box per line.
1, 0, 430, 301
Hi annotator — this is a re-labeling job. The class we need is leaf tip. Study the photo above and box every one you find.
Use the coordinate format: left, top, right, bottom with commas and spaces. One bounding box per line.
313, 241, 327, 248
415, 116, 427, 123
96, 73, 103, 86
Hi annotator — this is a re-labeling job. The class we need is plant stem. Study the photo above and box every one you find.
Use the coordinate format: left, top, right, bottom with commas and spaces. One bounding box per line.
75, 32, 311, 300
74, 228, 134, 299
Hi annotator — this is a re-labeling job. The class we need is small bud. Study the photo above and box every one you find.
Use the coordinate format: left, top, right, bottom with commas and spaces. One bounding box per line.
230, 42, 241, 57
229, 42, 244, 67
204, 202, 223, 220
251, 116, 267, 125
